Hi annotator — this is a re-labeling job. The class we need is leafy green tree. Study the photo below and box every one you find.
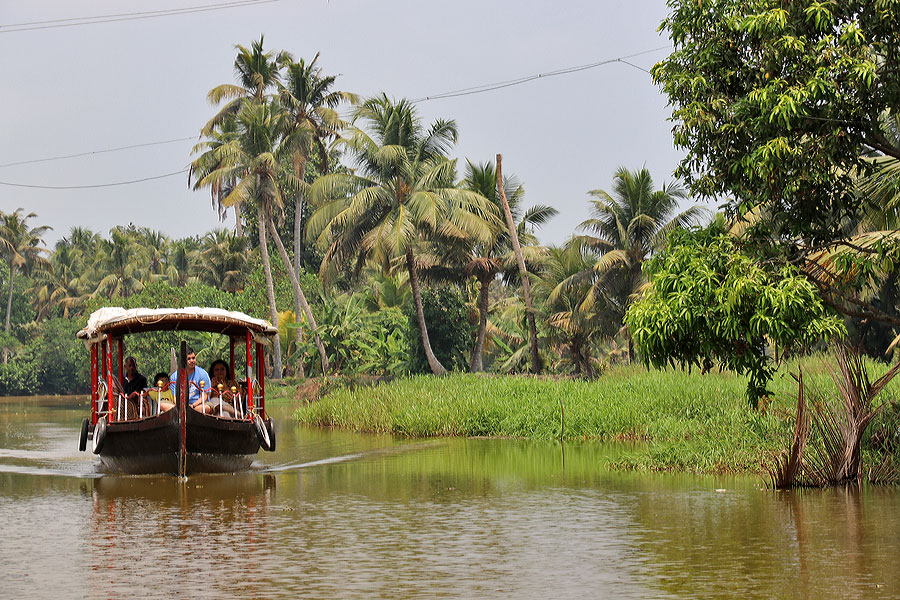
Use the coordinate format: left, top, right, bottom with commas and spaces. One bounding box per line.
625, 225, 845, 407
0, 209, 50, 363
653, 0, 900, 243
308, 95, 494, 374
574, 166, 707, 360
405, 286, 472, 374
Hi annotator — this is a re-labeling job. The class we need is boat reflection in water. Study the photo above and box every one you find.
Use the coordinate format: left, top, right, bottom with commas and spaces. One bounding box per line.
87, 473, 278, 598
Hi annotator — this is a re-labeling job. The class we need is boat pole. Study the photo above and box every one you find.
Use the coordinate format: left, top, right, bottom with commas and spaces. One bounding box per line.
178, 341, 188, 478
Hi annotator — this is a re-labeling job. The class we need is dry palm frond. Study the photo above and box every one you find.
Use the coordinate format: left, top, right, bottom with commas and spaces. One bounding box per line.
766, 371, 811, 489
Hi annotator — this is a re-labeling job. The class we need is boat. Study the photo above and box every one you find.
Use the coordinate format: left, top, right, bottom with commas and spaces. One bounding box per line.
76, 307, 277, 476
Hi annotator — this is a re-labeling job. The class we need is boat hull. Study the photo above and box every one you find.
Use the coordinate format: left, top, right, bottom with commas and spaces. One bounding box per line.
96, 407, 261, 475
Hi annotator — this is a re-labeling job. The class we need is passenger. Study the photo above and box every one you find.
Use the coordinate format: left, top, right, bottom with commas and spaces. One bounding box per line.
122, 356, 148, 399
208, 359, 238, 418
122, 356, 149, 418
169, 347, 212, 413
148, 372, 175, 412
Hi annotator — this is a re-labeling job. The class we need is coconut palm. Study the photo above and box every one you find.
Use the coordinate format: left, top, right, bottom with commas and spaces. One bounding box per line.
28, 242, 88, 320
191, 116, 243, 235
94, 228, 146, 299
197, 228, 249, 293
202, 36, 289, 134
307, 95, 495, 375
168, 237, 199, 287
460, 160, 556, 371
0, 209, 51, 363
574, 166, 707, 361
194, 99, 329, 377
536, 244, 617, 377
279, 54, 357, 277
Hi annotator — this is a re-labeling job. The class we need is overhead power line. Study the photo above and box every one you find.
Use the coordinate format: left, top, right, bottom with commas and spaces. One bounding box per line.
0, 45, 668, 189
0, 137, 195, 168
411, 46, 667, 102
0, 0, 280, 33
0, 170, 187, 190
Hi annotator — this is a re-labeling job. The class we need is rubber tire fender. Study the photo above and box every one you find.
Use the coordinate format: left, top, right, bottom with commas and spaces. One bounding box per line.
78, 418, 89, 452
91, 417, 107, 455
265, 417, 276, 452
253, 414, 273, 451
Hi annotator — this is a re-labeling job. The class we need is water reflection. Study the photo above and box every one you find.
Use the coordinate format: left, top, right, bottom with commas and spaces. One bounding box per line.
2, 399, 900, 598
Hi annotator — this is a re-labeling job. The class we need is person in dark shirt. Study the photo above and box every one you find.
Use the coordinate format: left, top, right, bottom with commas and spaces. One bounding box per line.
123, 356, 148, 397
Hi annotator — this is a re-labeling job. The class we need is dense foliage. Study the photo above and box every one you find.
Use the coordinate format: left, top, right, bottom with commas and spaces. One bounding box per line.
654, 0, 900, 243
625, 226, 845, 406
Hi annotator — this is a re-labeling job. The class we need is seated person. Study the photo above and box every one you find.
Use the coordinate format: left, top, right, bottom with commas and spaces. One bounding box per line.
147, 372, 175, 412
122, 356, 149, 418
169, 347, 212, 413
207, 359, 238, 418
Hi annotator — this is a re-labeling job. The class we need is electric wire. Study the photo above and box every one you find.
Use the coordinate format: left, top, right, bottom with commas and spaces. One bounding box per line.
0, 0, 280, 33
0, 45, 666, 189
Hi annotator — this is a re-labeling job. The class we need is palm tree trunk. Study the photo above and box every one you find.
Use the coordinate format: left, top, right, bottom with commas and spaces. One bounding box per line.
470, 274, 491, 372
496, 154, 541, 374
234, 203, 244, 237
3, 261, 13, 365
406, 249, 446, 375
265, 204, 330, 377
257, 211, 283, 379
294, 155, 308, 282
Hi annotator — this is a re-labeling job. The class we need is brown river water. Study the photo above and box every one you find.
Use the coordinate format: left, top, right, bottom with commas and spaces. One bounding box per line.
2, 395, 900, 599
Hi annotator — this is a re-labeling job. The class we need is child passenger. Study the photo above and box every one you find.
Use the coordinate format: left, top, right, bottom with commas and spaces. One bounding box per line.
148, 372, 175, 412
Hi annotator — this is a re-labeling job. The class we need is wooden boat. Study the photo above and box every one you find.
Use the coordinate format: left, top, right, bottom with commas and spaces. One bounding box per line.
76, 307, 277, 476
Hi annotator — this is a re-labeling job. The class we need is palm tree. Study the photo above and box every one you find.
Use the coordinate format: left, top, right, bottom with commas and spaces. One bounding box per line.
94, 227, 146, 298
191, 116, 243, 235
460, 160, 556, 371
202, 36, 289, 134
199, 36, 290, 235
168, 237, 199, 287
537, 244, 616, 377
0, 209, 51, 363
279, 54, 357, 278
307, 95, 495, 375
193, 100, 329, 377
575, 166, 707, 361
197, 229, 249, 293
28, 241, 87, 320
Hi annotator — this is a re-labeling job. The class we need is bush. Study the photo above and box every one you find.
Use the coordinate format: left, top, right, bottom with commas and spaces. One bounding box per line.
406, 286, 472, 374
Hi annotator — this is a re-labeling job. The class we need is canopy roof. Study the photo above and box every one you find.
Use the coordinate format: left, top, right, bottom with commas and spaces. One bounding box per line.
77, 307, 278, 340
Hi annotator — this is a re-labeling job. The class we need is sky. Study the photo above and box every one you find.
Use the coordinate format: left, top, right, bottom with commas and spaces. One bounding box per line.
0, 0, 688, 248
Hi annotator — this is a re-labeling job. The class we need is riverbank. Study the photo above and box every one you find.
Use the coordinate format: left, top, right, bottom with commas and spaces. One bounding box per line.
289, 365, 794, 474
287, 358, 900, 475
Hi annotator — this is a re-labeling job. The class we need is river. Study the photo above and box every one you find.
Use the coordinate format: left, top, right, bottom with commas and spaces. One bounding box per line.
2, 395, 899, 599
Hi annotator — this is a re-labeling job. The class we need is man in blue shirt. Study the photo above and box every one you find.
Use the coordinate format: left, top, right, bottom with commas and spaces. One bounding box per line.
170, 347, 212, 412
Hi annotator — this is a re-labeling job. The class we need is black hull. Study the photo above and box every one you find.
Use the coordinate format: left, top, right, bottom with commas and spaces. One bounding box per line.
97, 408, 260, 475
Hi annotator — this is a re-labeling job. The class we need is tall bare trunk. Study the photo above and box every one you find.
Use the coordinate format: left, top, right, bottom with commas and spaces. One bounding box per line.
3, 262, 13, 364
294, 155, 308, 282
234, 203, 243, 237
406, 249, 446, 375
470, 274, 491, 372
497, 154, 541, 374
257, 212, 283, 379
265, 203, 330, 377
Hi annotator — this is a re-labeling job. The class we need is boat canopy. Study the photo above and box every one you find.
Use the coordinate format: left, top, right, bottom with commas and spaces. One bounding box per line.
77, 307, 278, 340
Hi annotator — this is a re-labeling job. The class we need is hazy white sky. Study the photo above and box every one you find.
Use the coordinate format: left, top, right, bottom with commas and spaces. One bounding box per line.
0, 0, 689, 248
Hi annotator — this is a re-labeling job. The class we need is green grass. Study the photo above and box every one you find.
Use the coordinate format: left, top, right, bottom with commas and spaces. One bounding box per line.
289, 356, 900, 475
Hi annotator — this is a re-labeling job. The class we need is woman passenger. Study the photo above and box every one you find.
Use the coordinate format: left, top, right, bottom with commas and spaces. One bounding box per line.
208, 359, 238, 418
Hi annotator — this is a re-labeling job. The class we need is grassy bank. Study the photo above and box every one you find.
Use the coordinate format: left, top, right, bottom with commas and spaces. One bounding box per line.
290, 358, 900, 475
